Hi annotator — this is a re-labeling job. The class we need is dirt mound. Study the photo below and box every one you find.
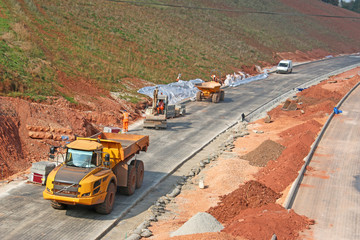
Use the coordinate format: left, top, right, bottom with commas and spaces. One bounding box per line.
241, 140, 285, 167
240, 65, 259, 75
207, 180, 281, 224
222, 203, 315, 240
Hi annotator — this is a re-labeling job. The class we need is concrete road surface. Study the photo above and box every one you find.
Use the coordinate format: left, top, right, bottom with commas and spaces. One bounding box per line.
0, 55, 360, 239
292, 82, 360, 240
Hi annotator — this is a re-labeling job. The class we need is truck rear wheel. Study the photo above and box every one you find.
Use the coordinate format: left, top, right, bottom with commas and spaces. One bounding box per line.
122, 165, 136, 196
95, 182, 116, 214
131, 160, 144, 189
220, 90, 225, 101
212, 93, 220, 103
51, 200, 67, 210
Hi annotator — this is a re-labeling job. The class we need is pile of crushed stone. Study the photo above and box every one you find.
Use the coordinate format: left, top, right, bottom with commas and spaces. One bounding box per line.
241, 139, 285, 167
170, 212, 224, 237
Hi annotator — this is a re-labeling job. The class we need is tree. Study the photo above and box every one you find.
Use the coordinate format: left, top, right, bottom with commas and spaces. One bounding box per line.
341, 0, 360, 13
322, 0, 340, 6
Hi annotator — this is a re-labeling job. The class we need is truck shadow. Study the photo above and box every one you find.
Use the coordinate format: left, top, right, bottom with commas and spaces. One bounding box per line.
167, 121, 192, 131
62, 171, 183, 222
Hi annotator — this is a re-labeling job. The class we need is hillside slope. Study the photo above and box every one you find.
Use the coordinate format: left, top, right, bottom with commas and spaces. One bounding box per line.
0, 0, 359, 180
0, 0, 359, 102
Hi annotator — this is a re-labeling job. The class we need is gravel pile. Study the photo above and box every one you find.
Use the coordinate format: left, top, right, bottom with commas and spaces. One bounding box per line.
170, 212, 224, 237
241, 139, 285, 167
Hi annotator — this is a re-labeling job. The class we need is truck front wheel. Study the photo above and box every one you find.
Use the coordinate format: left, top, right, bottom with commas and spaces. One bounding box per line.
95, 182, 116, 214
196, 91, 202, 101
51, 200, 67, 210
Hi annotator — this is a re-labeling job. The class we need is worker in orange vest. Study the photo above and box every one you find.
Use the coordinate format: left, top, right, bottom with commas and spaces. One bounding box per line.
123, 110, 129, 133
211, 74, 217, 82
157, 99, 165, 114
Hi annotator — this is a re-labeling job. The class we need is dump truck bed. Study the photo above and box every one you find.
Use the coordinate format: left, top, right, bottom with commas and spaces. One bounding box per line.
80, 132, 149, 164
195, 81, 221, 92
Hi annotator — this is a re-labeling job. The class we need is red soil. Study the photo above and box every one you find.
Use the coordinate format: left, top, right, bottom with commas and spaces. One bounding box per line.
223, 203, 315, 240
208, 180, 282, 224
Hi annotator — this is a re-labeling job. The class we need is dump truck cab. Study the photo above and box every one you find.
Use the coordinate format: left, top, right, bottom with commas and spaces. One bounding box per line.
43, 133, 149, 214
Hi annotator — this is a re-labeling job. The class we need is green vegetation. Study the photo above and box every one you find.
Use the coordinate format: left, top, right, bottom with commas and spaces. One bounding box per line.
342, 0, 360, 13
0, 0, 359, 103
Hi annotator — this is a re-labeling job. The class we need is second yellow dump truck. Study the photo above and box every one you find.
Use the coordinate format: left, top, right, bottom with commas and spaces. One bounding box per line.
43, 132, 149, 214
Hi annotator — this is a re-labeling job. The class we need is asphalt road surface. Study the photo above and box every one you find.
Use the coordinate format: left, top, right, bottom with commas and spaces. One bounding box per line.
292, 83, 360, 240
0, 55, 360, 240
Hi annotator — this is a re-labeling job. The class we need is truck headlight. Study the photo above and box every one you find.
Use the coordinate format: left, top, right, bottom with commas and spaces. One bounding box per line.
82, 192, 91, 197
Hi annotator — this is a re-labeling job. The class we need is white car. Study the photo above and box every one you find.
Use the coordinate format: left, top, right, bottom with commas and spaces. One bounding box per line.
276, 60, 293, 74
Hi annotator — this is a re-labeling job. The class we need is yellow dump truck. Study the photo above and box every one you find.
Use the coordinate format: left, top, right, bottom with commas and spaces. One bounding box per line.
195, 81, 225, 103
43, 132, 149, 214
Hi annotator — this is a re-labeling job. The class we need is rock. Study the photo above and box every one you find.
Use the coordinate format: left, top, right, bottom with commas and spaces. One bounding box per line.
177, 179, 186, 185
141, 229, 153, 238
191, 167, 201, 175
148, 215, 157, 222
162, 196, 171, 203
132, 227, 142, 235
264, 114, 271, 123
198, 179, 205, 189
199, 160, 206, 168
238, 132, 249, 137
300, 110, 305, 114
253, 130, 264, 134
139, 220, 151, 229
168, 187, 181, 198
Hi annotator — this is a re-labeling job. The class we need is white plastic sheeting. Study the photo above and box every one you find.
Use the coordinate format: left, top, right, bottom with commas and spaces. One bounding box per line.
138, 71, 269, 104
224, 70, 268, 87
137, 79, 203, 105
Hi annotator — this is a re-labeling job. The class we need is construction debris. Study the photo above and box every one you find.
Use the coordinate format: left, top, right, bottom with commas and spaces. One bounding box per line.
282, 99, 298, 111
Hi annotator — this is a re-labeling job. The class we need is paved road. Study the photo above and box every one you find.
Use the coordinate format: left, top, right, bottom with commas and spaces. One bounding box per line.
292, 82, 360, 240
0, 55, 360, 239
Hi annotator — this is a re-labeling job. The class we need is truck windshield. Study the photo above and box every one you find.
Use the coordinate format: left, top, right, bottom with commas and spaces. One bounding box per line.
65, 149, 96, 168
279, 63, 288, 67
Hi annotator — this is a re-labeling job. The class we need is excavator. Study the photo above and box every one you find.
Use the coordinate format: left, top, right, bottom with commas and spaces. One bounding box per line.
143, 87, 185, 129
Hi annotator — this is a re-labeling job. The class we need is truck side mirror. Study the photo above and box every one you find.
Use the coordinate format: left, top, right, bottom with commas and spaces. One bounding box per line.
104, 154, 110, 167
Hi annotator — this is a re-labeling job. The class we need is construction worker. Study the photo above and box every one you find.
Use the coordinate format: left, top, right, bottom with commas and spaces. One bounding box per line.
157, 99, 165, 114
176, 73, 181, 82
123, 110, 129, 133
211, 74, 217, 82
